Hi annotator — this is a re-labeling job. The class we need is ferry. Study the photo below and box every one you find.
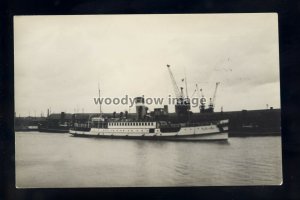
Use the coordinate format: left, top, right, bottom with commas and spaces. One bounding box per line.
69, 118, 229, 141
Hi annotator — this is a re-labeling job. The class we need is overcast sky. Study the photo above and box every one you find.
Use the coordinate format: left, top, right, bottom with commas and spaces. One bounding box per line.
14, 13, 280, 116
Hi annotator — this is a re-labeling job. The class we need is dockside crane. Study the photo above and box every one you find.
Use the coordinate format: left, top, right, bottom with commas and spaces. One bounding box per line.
166, 64, 183, 100
166, 64, 190, 115
195, 84, 207, 113
196, 84, 205, 98
191, 84, 200, 98
208, 82, 220, 112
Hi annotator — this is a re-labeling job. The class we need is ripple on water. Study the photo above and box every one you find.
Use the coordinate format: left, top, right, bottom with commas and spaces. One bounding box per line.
15, 132, 282, 187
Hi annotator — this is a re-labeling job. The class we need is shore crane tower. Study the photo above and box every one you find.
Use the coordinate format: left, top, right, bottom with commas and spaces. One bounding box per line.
207, 82, 220, 113
166, 64, 190, 115
196, 84, 206, 113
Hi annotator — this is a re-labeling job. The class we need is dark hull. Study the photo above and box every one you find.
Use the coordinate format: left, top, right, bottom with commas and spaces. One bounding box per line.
38, 128, 69, 133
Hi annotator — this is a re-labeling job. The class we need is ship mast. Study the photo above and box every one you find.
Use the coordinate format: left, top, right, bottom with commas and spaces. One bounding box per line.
98, 82, 102, 117
184, 67, 189, 99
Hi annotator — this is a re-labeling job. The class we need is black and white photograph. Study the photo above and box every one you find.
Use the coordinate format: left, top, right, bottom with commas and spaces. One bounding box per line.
14, 13, 282, 188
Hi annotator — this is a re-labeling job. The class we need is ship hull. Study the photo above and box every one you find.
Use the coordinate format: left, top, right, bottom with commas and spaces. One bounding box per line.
70, 131, 228, 141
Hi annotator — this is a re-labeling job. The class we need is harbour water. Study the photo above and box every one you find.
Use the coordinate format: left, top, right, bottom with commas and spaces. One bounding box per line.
15, 132, 282, 188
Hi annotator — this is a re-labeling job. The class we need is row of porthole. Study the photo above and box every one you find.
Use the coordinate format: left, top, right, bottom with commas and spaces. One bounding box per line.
184, 127, 208, 130
181, 127, 215, 131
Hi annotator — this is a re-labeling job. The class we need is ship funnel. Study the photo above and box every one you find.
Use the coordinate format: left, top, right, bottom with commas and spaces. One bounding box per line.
135, 97, 147, 120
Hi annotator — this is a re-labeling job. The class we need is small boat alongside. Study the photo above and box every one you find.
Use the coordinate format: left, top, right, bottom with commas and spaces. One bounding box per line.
38, 125, 70, 133
38, 124, 70, 133
37, 112, 71, 133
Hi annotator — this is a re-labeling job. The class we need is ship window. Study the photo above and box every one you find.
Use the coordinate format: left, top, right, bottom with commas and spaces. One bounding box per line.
139, 123, 141, 126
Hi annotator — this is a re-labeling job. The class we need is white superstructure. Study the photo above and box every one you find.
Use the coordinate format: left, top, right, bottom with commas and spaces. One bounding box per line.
70, 119, 229, 141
